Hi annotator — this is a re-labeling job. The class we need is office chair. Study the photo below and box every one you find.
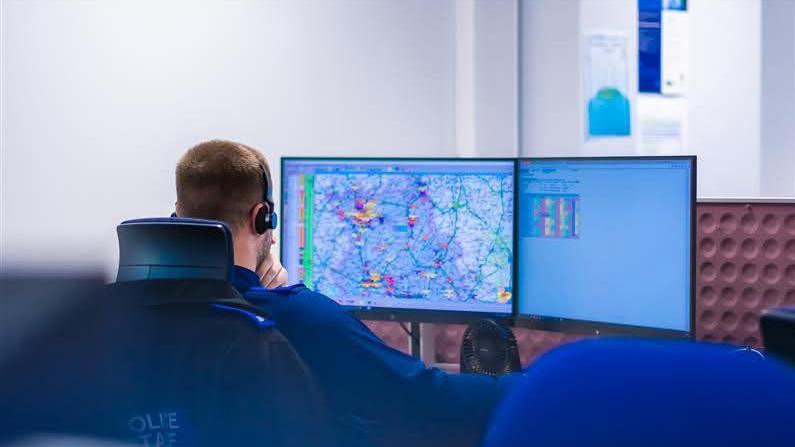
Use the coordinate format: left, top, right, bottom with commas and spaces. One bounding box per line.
1, 218, 332, 446
761, 306, 795, 364
481, 338, 795, 447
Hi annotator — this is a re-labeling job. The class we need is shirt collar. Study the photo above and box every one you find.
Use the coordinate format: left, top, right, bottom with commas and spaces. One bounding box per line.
232, 265, 262, 292
231, 264, 307, 296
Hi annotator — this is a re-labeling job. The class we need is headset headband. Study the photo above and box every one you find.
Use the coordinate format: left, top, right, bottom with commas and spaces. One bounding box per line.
260, 163, 273, 203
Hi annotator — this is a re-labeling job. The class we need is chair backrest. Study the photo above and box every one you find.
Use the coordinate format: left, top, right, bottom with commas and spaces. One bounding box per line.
1, 219, 334, 446
482, 338, 795, 447
99, 280, 329, 446
116, 217, 233, 282
762, 306, 795, 364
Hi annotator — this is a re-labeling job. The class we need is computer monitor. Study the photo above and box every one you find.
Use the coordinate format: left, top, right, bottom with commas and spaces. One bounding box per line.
281, 158, 515, 321
515, 156, 695, 337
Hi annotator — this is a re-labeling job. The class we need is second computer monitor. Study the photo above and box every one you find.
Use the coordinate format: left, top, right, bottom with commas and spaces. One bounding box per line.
281, 158, 515, 321
516, 157, 695, 337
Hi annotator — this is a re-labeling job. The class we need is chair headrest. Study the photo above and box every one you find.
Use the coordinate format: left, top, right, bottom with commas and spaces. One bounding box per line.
116, 217, 234, 282
104, 279, 273, 325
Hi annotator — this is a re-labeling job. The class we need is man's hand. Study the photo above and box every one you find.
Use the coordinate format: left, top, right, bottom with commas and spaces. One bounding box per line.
258, 251, 289, 289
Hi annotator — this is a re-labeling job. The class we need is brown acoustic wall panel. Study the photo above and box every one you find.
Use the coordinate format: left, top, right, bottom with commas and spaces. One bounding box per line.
696, 200, 795, 346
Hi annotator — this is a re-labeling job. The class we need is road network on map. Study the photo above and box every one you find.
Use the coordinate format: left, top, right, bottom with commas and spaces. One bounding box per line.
308, 172, 513, 306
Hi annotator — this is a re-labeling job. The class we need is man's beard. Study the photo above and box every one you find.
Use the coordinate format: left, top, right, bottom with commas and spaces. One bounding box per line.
255, 238, 269, 273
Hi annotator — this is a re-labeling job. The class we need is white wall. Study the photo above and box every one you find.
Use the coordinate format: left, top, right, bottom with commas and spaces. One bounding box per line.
455, 0, 518, 157
1, 0, 462, 275
760, 0, 795, 197
689, 0, 761, 197
520, 0, 763, 197
473, 0, 519, 156
2, 0, 789, 275
520, 0, 580, 157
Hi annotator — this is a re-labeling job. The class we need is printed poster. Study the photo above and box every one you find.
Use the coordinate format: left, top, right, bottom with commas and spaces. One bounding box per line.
584, 31, 631, 138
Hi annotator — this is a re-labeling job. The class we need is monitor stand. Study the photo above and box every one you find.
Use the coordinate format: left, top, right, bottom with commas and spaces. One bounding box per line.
408, 322, 437, 364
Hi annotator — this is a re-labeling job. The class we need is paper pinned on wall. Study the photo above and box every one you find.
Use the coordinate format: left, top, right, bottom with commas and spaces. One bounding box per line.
661, 9, 688, 96
584, 31, 631, 139
638, 94, 686, 154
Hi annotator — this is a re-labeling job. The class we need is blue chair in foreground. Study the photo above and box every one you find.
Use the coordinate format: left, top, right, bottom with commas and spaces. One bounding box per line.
2, 218, 333, 446
482, 338, 795, 447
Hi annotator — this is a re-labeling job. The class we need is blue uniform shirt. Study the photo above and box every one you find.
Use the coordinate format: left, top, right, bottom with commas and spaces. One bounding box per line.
232, 265, 500, 447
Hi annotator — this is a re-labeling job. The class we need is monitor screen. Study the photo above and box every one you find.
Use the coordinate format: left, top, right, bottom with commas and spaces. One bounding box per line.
516, 157, 694, 335
281, 158, 515, 317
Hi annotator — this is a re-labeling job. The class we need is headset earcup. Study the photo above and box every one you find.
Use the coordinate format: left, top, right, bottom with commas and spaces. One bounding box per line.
255, 202, 277, 234
255, 208, 268, 234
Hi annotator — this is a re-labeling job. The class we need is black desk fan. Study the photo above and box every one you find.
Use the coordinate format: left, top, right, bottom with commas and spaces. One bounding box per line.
460, 319, 522, 376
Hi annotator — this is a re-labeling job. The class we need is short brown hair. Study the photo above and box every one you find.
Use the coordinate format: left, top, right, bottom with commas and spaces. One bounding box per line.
175, 140, 269, 232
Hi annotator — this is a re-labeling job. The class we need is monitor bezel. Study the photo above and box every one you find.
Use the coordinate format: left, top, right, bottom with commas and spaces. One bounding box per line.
280, 156, 518, 324
512, 155, 697, 339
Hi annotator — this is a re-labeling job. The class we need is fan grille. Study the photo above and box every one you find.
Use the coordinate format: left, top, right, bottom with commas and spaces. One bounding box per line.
461, 320, 520, 376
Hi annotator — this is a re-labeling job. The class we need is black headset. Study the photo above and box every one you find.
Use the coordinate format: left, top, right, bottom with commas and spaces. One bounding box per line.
172, 163, 278, 234
254, 164, 278, 234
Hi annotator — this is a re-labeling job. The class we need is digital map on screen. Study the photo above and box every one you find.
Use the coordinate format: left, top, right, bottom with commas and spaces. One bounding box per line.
282, 160, 514, 313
